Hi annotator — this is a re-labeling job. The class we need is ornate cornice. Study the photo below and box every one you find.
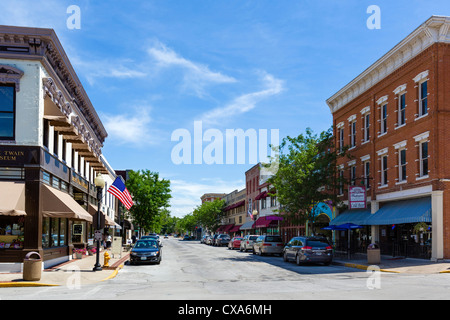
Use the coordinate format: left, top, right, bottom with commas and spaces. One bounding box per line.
0, 26, 107, 144
327, 16, 450, 114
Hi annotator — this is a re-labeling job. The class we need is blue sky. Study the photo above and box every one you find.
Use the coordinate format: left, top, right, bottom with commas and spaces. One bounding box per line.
2, 0, 450, 217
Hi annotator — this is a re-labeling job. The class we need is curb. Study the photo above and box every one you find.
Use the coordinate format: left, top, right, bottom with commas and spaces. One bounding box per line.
0, 253, 129, 288
333, 261, 401, 273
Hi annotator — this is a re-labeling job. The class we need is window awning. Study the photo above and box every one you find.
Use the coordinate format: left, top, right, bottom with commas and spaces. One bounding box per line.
330, 197, 432, 226
239, 220, 255, 230
229, 225, 241, 232
367, 197, 431, 225
255, 216, 280, 228
0, 182, 26, 216
41, 184, 92, 222
330, 207, 372, 226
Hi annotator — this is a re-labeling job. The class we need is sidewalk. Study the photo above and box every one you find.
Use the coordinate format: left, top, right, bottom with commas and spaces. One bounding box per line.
333, 253, 450, 274
0, 249, 130, 287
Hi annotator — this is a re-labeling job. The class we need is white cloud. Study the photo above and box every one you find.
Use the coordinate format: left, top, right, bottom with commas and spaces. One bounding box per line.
200, 72, 284, 125
147, 40, 237, 97
102, 108, 160, 147
169, 178, 244, 218
70, 57, 147, 86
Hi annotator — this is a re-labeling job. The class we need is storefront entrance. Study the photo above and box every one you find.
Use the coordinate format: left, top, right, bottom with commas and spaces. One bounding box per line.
378, 223, 431, 259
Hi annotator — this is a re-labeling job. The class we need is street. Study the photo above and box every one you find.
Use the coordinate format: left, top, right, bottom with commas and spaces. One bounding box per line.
1, 237, 450, 301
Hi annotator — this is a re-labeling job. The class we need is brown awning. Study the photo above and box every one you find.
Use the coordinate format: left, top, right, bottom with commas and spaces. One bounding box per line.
41, 184, 92, 222
0, 182, 27, 216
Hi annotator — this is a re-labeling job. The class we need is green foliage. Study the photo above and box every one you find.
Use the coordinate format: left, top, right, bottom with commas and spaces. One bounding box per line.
268, 127, 348, 233
126, 170, 172, 233
177, 199, 225, 234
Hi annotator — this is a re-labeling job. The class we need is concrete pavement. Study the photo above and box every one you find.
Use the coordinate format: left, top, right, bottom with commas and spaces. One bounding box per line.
0, 249, 130, 287
2, 246, 450, 288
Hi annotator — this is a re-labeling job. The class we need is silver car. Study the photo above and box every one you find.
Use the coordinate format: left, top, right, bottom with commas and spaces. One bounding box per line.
252, 235, 284, 256
240, 235, 258, 252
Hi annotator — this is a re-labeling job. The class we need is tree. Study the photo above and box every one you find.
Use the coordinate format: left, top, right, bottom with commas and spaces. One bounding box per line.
268, 127, 348, 235
193, 199, 225, 232
126, 170, 172, 234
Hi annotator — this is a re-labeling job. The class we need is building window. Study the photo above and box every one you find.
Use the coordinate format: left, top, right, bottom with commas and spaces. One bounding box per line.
398, 93, 406, 126
43, 119, 50, 149
381, 104, 387, 134
420, 141, 428, 177
0, 84, 15, 140
53, 131, 59, 157
419, 81, 428, 117
364, 114, 370, 142
339, 169, 344, 195
399, 149, 407, 182
350, 121, 356, 148
350, 165, 356, 186
381, 155, 388, 186
339, 128, 344, 153
42, 217, 68, 248
364, 161, 370, 189
270, 196, 277, 207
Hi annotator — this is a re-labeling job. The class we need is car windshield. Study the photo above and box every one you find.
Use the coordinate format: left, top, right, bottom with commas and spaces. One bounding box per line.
265, 236, 282, 242
306, 239, 330, 247
134, 240, 158, 249
249, 236, 258, 240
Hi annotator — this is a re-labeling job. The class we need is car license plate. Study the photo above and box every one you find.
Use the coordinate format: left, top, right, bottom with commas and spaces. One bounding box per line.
141, 257, 147, 260
314, 252, 322, 256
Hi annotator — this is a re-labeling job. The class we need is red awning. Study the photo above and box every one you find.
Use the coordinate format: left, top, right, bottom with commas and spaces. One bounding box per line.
255, 216, 280, 228
255, 191, 267, 200
223, 224, 234, 232
229, 225, 241, 232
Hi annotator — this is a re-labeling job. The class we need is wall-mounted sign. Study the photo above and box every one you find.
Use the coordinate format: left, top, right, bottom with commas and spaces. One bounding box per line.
349, 186, 367, 209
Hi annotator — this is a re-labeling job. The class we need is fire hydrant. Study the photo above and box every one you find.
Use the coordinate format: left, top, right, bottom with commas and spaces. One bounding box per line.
103, 251, 110, 267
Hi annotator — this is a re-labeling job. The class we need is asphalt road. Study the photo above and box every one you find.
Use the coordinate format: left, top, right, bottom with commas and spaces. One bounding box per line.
2, 237, 450, 301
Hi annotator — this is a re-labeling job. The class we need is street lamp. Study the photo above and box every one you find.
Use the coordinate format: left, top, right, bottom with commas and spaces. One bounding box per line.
93, 173, 105, 272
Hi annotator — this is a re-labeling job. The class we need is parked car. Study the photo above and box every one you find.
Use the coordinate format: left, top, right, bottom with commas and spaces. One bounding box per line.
252, 235, 284, 256
209, 234, 219, 245
183, 234, 191, 241
240, 235, 259, 252
129, 239, 162, 265
228, 237, 243, 250
283, 236, 333, 266
215, 234, 231, 246
141, 235, 162, 246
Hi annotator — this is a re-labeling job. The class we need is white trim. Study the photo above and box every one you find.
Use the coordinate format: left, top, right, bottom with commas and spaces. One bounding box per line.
360, 106, 371, 114
376, 147, 388, 156
376, 95, 389, 105
413, 70, 429, 83
376, 185, 433, 202
393, 140, 407, 149
393, 84, 407, 95
414, 131, 430, 142
360, 154, 371, 162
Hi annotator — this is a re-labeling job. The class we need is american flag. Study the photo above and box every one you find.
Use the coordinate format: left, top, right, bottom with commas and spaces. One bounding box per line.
107, 176, 134, 210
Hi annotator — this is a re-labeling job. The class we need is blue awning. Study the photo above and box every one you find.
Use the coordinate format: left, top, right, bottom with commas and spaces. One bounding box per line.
330, 207, 372, 226
366, 197, 431, 225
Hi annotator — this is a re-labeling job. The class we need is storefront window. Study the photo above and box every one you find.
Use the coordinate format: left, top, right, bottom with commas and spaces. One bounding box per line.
0, 216, 24, 249
42, 217, 68, 248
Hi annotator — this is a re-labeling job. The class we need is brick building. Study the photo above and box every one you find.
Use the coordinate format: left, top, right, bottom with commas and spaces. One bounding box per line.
326, 16, 450, 260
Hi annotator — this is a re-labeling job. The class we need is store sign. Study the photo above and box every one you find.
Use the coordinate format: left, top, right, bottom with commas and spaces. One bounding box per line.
349, 186, 367, 209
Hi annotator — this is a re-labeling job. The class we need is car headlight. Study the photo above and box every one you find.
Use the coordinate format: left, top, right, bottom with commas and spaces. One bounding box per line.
131, 252, 138, 256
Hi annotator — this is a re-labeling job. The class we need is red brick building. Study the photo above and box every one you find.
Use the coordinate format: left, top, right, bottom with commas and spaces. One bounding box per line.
327, 16, 450, 260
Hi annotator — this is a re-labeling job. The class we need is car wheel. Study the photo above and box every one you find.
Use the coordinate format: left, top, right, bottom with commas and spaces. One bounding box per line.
283, 252, 288, 262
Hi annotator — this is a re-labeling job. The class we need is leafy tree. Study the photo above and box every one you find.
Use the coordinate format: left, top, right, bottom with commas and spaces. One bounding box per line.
126, 170, 172, 234
193, 199, 225, 233
268, 127, 348, 235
